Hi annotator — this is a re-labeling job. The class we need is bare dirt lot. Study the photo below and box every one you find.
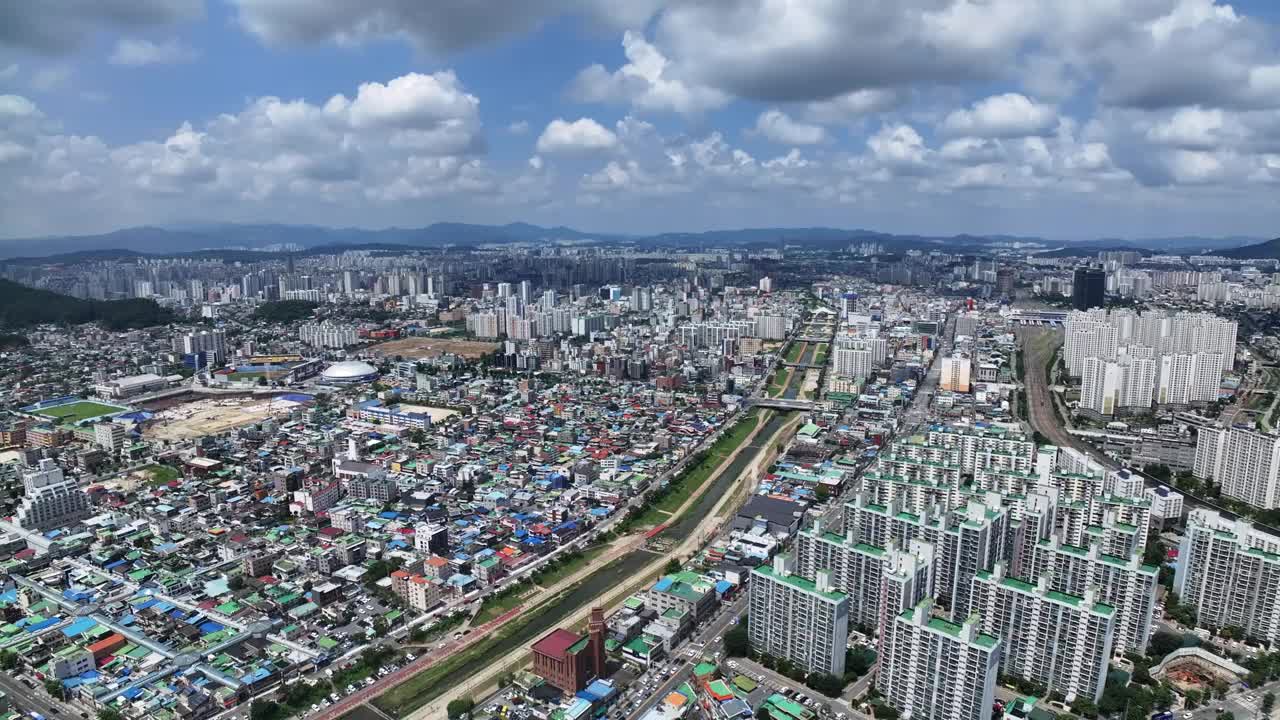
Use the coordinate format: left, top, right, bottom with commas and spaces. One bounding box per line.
369, 337, 500, 360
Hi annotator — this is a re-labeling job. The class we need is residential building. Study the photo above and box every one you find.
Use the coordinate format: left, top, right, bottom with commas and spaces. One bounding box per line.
1174, 509, 1280, 645
748, 554, 849, 677
940, 355, 972, 393
971, 564, 1115, 702
15, 459, 92, 531
878, 597, 1000, 720
1193, 427, 1280, 509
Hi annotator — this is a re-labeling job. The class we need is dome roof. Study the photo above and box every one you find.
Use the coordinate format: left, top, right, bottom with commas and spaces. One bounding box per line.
321, 360, 378, 381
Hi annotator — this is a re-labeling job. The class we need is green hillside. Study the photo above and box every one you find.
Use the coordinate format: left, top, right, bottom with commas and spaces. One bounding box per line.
0, 279, 174, 330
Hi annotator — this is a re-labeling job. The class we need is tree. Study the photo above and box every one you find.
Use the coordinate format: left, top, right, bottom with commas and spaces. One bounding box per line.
664, 558, 682, 574
1215, 712, 1234, 720
724, 620, 750, 657
249, 700, 280, 720
805, 673, 845, 697
447, 697, 476, 719
98, 709, 124, 720
1263, 692, 1275, 713
756, 707, 771, 720
1071, 698, 1098, 718
1147, 631, 1184, 660
0, 650, 18, 670
44, 678, 64, 699
227, 574, 246, 592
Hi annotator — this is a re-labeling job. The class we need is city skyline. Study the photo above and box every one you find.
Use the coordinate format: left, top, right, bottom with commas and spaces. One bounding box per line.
2, 1, 1280, 239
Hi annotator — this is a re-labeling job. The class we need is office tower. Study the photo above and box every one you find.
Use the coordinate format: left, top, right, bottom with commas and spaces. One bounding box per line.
519, 280, 532, 306
1072, 267, 1106, 311
342, 270, 356, 295
940, 355, 971, 392
1175, 509, 1280, 645
15, 459, 92, 531
748, 554, 849, 677
995, 268, 1015, 297
1193, 427, 1280, 509
1027, 533, 1157, 652
879, 597, 1000, 720
971, 564, 1115, 702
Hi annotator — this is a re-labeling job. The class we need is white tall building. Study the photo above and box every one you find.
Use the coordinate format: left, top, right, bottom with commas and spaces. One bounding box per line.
181, 329, 228, 364
971, 564, 1115, 703
755, 315, 788, 341
94, 421, 126, 452
1193, 427, 1280, 509
299, 322, 359, 348
940, 355, 972, 393
1175, 509, 1280, 645
748, 554, 849, 677
1027, 533, 1158, 653
879, 597, 1000, 720
15, 459, 92, 532
1156, 352, 1223, 405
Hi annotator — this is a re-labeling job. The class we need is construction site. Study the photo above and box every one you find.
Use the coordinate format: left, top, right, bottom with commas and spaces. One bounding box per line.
142, 394, 312, 441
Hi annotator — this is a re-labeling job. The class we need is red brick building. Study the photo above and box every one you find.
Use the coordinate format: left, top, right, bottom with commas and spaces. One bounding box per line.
530, 607, 607, 694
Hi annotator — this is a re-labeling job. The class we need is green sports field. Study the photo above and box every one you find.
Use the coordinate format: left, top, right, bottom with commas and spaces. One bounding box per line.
33, 401, 127, 424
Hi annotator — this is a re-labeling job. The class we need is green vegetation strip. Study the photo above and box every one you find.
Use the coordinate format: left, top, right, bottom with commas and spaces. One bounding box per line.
784, 342, 806, 364
632, 409, 762, 527
375, 550, 658, 717
768, 367, 790, 397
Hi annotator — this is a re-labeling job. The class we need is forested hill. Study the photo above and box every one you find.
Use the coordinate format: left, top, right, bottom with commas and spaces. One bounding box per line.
0, 279, 174, 330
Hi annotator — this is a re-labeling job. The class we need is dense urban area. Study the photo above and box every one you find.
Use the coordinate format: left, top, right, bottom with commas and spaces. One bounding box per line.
3, 239, 1280, 720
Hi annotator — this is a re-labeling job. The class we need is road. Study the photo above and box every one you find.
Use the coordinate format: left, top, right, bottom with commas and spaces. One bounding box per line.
621, 596, 749, 720
0, 667, 80, 720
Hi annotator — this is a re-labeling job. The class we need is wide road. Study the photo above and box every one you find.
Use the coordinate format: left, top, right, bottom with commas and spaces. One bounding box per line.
0, 666, 78, 720
621, 595, 748, 720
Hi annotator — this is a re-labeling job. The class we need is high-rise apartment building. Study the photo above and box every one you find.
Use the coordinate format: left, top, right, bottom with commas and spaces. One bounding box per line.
1193, 427, 1280, 509
878, 597, 1000, 720
15, 459, 92, 531
971, 564, 1115, 702
748, 554, 849, 677
1175, 509, 1280, 645
940, 355, 972, 392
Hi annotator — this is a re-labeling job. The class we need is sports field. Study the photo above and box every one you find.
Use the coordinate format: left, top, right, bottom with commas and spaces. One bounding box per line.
32, 400, 126, 424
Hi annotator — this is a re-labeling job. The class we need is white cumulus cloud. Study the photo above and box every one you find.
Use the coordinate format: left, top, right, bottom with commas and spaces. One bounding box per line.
535, 118, 618, 154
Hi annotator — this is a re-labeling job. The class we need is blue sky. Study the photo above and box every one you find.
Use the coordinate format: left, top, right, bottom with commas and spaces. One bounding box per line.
1, 0, 1279, 240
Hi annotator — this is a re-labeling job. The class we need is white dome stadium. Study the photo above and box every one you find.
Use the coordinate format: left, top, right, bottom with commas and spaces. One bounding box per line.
321, 360, 379, 384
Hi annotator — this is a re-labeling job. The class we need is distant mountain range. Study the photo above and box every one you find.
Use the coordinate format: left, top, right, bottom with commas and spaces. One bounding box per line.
1217, 237, 1280, 259
0, 222, 1266, 260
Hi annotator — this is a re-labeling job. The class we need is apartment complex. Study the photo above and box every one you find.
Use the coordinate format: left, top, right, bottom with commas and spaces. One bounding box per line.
1194, 427, 1280, 509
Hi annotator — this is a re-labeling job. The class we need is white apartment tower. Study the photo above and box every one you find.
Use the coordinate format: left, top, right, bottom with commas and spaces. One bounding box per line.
940, 355, 972, 393
15, 459, 92, 532
1175, 509, 1280, 645
748, 553, 850, 677
878, 597, 1000, 720
971, 564, 1116, 703
1193, 427, 1280, 509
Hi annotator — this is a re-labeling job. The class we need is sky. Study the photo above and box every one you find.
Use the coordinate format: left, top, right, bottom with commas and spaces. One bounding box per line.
1, 0, 1279, 241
